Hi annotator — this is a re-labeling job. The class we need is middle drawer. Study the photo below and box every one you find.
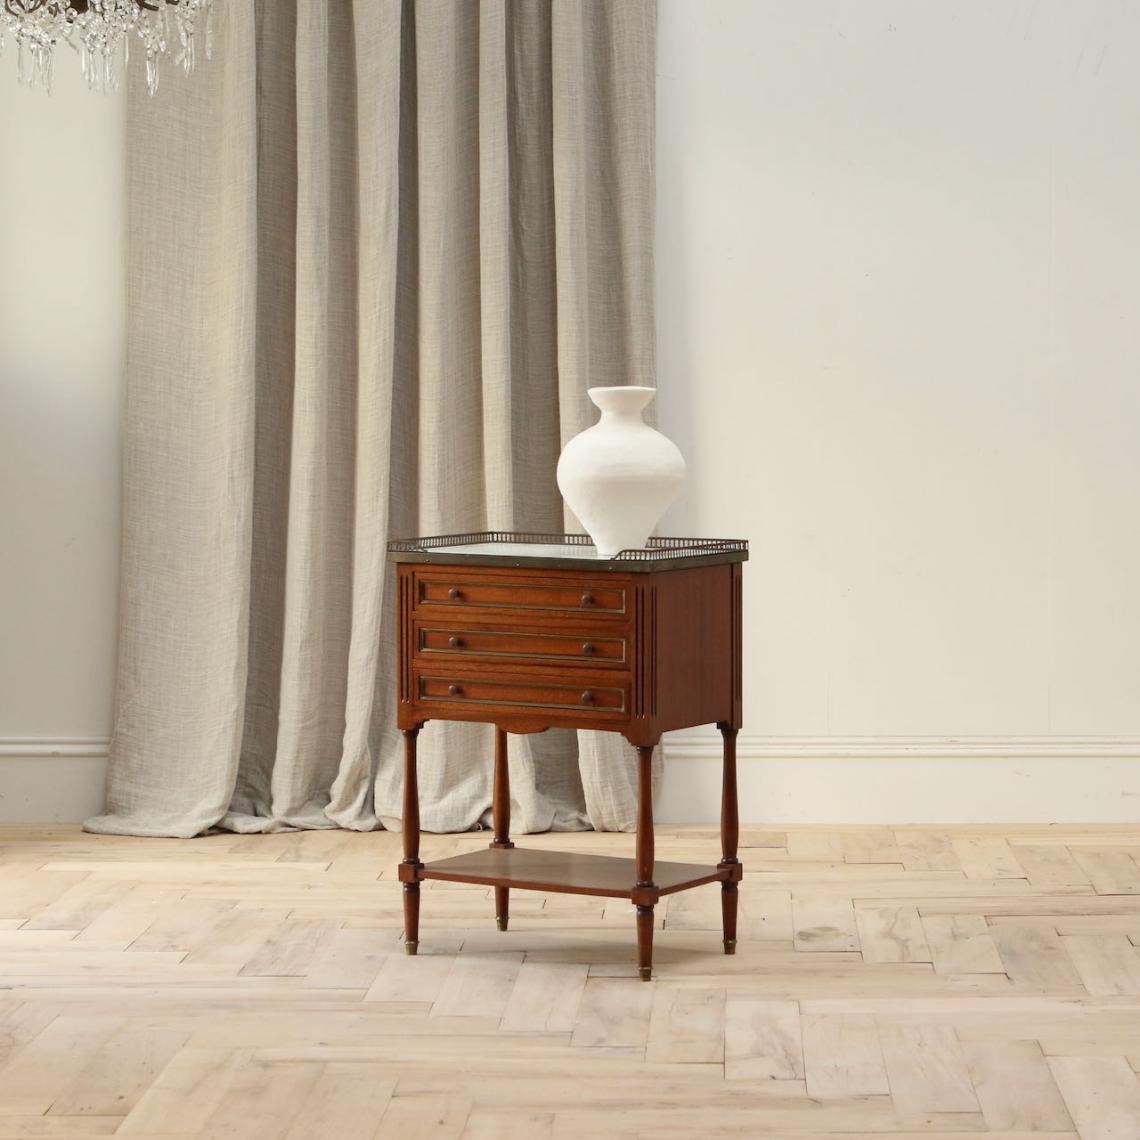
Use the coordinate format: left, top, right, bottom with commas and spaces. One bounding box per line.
415, 623, 627, 668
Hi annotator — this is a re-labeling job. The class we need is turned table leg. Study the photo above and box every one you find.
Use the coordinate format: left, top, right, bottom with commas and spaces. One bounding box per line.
718, 723, 740, 954
635, 743, 658, 981
401, 726, 422, 955
490, 726, 514, 931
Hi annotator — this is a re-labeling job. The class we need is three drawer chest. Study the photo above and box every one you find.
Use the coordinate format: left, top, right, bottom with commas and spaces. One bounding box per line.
388, 532, 747, 980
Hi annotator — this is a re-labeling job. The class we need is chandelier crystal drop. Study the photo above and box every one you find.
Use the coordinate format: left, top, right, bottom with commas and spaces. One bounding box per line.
1, 0, 214, 96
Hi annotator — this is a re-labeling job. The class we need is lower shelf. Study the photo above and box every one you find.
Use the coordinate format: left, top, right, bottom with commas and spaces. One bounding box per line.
416, 846, 731, 899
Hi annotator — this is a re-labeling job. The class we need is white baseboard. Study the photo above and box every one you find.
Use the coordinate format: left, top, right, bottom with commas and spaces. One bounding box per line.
659, 732, 1140, 824
1, 734, 1137, 826
0, 738, 109, 823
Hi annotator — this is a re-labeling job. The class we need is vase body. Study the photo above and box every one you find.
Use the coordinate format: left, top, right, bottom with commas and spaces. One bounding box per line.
556, 386, 686, 559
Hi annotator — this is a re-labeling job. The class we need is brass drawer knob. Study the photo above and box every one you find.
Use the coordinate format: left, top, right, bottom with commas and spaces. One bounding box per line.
580, 593, 594, 606
447, 587, 462, 600
448, 684, 463, 696
581, 642, 595, 655
580, 691, 593, 705
448, 636, 464, 648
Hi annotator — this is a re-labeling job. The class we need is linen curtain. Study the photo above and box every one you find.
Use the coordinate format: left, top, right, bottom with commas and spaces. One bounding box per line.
86, 0, 657, 839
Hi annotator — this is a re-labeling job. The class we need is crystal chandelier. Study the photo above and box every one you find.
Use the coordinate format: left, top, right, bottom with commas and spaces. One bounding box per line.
1, 0, 213, 95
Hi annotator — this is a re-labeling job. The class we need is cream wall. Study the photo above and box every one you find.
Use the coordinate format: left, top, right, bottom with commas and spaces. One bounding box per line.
2, 4, 1139, 823
656, 0, 1140, 821
0, 62, 124, 819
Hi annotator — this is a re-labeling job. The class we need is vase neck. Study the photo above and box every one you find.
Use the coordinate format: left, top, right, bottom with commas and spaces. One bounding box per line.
588, 386, 655, 422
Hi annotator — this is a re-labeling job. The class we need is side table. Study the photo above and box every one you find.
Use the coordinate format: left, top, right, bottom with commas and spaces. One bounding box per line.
388, 532, 746, 980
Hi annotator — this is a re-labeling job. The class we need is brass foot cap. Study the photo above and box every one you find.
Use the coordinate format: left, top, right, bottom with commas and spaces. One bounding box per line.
638, 966, 652, 982
404, 941, 418, 956
724, 939, 737, 955
496, 916, 508, 932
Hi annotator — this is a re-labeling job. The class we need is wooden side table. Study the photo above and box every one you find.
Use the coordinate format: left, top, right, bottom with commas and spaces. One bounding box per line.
388, 532, 746, 980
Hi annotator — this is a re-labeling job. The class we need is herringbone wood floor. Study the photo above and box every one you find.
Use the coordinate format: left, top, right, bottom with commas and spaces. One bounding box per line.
1, 825, 1140, 1138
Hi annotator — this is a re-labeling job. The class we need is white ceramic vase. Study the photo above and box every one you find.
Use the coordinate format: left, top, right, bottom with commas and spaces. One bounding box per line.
556, 386, 686, 559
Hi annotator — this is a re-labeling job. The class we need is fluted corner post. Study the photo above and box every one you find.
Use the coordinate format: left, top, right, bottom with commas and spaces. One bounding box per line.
635, 742, 658, 981
717, 723, 740, 954
490, 727, 515, 931
401, 725, 422, 955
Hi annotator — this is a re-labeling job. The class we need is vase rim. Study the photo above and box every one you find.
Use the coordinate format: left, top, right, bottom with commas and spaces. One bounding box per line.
587, 385, 656, 415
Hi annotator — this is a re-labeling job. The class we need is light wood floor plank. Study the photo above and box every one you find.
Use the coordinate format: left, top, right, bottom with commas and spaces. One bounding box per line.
877, 1022, 979, 1115
0, 1016, 125, 1116
785, 832, 844, 861
22, 881, 132, 933
48, 1019, 189, 1117
953, 837, 1026, 881
0, 1002, 60, 1068
301, 928, 388, 991
0, 1118, 124, 1138
461, 1108, 555, 1140
432, 953, 523, 1021
964, 1040, 1074, 1131
128, 898, 236, 954
180, 909, 291, 972
240, 919, 338, 979
1071, 850, 1140, 895
895, 831, 962, 873
570, 978, 654, 1049
365, 947, 457, 1005
842, 830, 902, 866
990, 924, 1085, 990
921, 914, 1006, 975
500, 962, 588, 1034
801, 1013, 889, 1099
792, 895, 860, 953
1062, 934, 1140, 996
197, 1058, 323, 1140
741, 889, 794, 942
1014, 845, 1093, 888
724, 997, 803, 1082
0, 825, 1138, 1134
374, 1095, 472, 1139
646, 987, 724, 1063
855, 906, 932, 964
76, 887, 185, 946
1049, 1054, 1140, 1140
282, 1062, 395, 1140
115, 1047, 249, 1135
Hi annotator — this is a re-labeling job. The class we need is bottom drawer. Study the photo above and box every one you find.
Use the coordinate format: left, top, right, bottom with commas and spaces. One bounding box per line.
418, 674, 627, 715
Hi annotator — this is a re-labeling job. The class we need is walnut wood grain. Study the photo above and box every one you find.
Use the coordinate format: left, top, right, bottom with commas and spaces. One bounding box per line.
392, 548, 746, 977
396, 560, 742, 742
417, 624, 627, 667
401, 726, 422, 955
652, 564, 737, 734
418, 674, 628, 715
416, 570, 628, 617
719, 724, 740, 954
410, 847, 733, 899
491, 727, 514, 932
636, 744, 657, 980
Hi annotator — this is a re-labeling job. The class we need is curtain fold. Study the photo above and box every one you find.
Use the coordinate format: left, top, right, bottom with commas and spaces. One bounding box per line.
87, 0, 657, 840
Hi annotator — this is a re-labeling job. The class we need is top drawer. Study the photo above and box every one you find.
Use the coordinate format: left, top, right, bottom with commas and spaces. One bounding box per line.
414, 571, 628, 617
